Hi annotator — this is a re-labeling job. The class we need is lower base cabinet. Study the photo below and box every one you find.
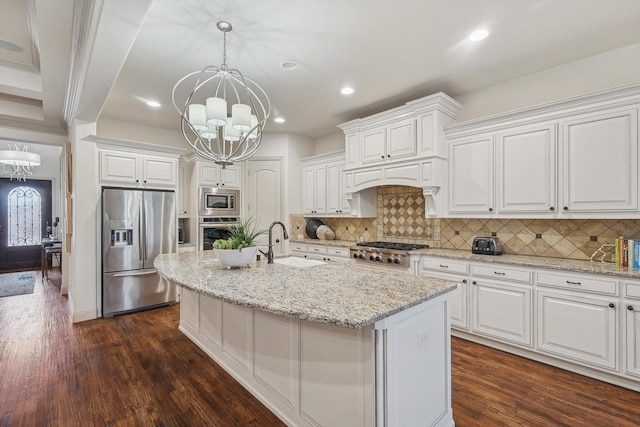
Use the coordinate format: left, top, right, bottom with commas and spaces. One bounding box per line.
472, 280, 532, 347
537, 290, 618, 370
627, 303, 640, 377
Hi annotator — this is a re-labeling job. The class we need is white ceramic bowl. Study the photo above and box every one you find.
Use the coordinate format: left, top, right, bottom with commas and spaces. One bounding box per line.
213, 246, 258, 269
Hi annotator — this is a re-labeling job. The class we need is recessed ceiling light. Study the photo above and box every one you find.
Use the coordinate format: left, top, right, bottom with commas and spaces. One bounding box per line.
340, 87, 354, 95
469, 29, 489, 42
274, 117, 285, 123
280, 60, 298, 70
146, 100, 161, 108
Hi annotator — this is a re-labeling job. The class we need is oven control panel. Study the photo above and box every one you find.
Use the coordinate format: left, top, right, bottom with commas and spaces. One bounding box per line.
349, 248, 410, 269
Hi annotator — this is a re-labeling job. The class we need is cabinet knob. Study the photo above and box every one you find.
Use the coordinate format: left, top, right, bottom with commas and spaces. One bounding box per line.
549, 207, 555, 211
472, 281, 477, 285
608, 303, 615, 308
136, 179, 139, 183
628, 305, 634, 311
462, 279, 467, 284
381, 155, 385, 159
144, 180, 147, 183
488, 208, 493, 212
387, 154, 390, 158
563, 206, 569, 211
275, 239, 280, 243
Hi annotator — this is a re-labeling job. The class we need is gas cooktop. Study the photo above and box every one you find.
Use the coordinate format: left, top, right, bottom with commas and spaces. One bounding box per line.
355, 241, 430, 251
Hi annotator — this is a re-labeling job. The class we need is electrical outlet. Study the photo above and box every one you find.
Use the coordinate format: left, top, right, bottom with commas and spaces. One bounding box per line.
417, 330, 430, 348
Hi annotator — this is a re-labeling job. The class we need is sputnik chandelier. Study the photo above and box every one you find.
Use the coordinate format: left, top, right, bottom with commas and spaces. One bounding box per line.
172, 21, 271, 167
0, 143, 41, 181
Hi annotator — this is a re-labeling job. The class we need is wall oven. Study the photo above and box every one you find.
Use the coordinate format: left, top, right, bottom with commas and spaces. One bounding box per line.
198, 186, 240, 217
198, 217, 237, 250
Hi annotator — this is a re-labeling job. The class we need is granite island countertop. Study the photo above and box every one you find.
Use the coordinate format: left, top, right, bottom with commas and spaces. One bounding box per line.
154, 251, 457, 329
415, 248, 640, 279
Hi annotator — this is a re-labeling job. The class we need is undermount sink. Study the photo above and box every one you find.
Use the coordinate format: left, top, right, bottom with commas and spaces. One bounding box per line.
273, 257, 325, 268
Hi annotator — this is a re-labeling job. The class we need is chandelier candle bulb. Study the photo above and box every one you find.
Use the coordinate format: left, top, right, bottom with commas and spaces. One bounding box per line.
206, 97, 228, 126
200, 124, 217, 140
224, 123, 241, 142
188, 104, 208, 131
231, 104, 251, 131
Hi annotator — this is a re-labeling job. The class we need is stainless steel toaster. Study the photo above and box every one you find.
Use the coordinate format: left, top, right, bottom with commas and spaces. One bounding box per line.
472, 237, 503, 255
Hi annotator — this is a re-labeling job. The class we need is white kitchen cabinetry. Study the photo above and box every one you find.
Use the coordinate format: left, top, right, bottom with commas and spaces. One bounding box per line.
178, 163, 190, 217
360, 118, 416, 166
497, 124, 557, 213
99, 150, 178, 188
444, 84, 640, 218
421, 257, 470, 330
291, 243, 350, 262
448, 135, 494, 214
560, 107, 638, 212
197, 161, 241, 188
303, 165, 327, 215
624, 281, 640, 377
302, 152, 350, 217
536, 271, 619, 371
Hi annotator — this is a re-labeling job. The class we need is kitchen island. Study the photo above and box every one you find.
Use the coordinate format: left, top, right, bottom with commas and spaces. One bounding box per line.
154, 251, 457, 427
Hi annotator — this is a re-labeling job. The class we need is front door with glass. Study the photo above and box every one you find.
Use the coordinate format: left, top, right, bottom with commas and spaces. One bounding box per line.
0, 178, 52, 271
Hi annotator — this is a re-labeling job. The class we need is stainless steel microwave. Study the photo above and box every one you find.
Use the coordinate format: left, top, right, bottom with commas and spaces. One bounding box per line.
198, 186, 240, 217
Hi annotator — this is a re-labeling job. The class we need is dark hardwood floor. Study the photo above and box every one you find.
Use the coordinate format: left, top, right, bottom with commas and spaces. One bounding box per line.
1, 271, 639, 426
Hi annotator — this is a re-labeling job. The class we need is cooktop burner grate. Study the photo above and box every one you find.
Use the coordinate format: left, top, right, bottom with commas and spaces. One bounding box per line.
355, 241, 430, 251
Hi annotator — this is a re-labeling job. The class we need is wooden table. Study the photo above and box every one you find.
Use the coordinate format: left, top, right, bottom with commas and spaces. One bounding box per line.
41, 237, 62, 279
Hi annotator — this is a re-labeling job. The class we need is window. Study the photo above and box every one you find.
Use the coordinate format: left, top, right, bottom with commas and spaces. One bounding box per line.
8, 186, 42, 246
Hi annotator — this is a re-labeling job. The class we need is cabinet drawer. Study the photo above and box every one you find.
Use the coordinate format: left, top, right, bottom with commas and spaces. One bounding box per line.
625, 282, 640, 300
471, 264, 532, 284
537, 272, 618, 296
422, 258, 469, 275
308, 245, 328, 255
327, 247, 349, 258
290, 244, 308, 253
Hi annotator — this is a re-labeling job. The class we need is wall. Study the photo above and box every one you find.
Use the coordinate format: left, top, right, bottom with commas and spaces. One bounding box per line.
291, 186, 640, 262
454, 42, 640, 123
313, 132, 344, 155
97, 118, 186, 149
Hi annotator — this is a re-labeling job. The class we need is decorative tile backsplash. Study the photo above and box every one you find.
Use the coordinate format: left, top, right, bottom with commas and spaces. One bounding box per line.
291, 186, 640, 261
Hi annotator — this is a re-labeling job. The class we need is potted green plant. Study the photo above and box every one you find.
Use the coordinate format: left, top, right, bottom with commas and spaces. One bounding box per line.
212, 217, 266, 268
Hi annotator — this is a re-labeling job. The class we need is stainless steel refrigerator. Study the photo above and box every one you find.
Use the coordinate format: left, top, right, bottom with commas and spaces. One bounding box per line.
102, 188, 176, 317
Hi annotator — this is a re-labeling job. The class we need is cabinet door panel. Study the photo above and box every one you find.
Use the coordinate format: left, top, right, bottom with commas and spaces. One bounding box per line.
178, 164, 189, 216
537, 291, 617, 370
498, 125, 556, 212
326, 163, 341, 214
314, 166, 327, 214
345, 133, 359, 168
472, 280, 532, 346
448, 137, 494, 213
361, 128, 386, 164
143, 156, 177, 186
562, 109, 638, 211
100, 151, 139, 184
199, 163, 220, 186
627, 305, 640, 377
303, 167, 317, 214
387, 119, 416, 160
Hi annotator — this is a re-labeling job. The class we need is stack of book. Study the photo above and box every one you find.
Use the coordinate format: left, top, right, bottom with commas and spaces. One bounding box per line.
615, 237, 640, 268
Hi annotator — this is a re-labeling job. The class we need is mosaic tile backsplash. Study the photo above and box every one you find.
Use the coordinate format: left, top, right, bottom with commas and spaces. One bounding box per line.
291, 186, 640, 261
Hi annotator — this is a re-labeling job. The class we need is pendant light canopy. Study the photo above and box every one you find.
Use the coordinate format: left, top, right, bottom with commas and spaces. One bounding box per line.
172, 21, 271, 167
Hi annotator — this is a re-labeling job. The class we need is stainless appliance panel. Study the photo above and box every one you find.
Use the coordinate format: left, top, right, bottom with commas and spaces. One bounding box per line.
143, 190, 176, 269
102, 269, 176, 316
199, 223, 233, 250
198, 186, 240, 217
102, 188, 143, 273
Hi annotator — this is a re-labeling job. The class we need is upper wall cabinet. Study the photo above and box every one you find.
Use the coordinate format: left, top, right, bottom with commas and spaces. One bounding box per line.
196, 161, 241, 189
444, 82, 640, 218
302, 152, 353, 217
99, 150, 178, 189
178, 162, 190, 218
339, 93, 462, 170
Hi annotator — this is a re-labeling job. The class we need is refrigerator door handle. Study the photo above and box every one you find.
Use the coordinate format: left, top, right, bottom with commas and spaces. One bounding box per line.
112, 269, 158, 278
140, 197, 146, 261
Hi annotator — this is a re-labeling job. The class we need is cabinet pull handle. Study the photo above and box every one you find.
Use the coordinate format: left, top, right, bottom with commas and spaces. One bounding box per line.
566, 280, 581, 285
608, 303, 615, 308
494, 271, 506, 275
439, 264, 449, 268
629, 305, 635, 311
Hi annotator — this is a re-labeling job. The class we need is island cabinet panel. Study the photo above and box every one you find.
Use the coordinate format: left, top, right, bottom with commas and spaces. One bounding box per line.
221, 303, 253, 372
200, 296, 221, 348
180, 289, 199, 331
383, 297, 449, 427
254, 311, 299, 407
299, 322, 373, 427
627, 304, 640, 378
537, 291, 618, 370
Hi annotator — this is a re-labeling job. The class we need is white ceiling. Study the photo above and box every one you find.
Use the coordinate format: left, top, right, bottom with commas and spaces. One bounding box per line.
2, 0, 640, 141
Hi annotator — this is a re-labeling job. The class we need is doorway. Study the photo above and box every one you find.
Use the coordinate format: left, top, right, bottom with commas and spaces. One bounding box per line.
245, 159, 283, 254
0, 178, 52, 271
